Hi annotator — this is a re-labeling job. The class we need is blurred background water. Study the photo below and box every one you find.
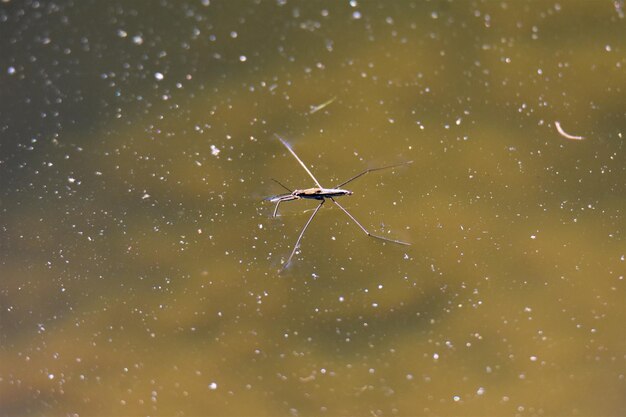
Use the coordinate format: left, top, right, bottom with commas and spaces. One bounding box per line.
1, 1, 625, 416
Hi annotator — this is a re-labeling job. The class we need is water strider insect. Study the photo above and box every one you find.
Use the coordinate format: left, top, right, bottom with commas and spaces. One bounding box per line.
268, 134, 413, 269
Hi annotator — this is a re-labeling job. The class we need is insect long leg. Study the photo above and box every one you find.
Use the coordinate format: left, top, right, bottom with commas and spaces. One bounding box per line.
275, 134, 323, 188
283, 200, 325, 269
330, 198, 410, 246
335, 161, 414, 188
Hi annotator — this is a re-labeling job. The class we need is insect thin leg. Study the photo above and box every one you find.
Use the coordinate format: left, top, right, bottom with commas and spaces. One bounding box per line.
335, 161, 413, 188
283, 200, 325, 269
273, 200, 282, 217
330, 198, 410, 246
274, 134, 323, 188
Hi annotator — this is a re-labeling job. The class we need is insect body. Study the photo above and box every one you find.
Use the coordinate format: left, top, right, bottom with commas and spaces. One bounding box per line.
269, 134, 412, 269
296, 187, 353, 199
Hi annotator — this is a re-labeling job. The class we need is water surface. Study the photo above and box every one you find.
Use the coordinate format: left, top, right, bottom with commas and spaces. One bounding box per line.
1, 1, 624, 416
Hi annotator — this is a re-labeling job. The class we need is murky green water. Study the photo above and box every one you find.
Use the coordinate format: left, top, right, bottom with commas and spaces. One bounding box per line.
1, 1, 625, 416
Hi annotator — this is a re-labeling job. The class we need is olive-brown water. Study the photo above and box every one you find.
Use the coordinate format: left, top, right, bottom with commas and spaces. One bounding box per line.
1, 1, 624, 416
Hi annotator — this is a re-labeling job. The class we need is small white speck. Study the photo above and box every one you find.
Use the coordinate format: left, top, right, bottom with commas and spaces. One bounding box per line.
48, 373, 55, 380
208, 382, 217, 390
8, 66, 16, 75
477, 387, 485, 395
154, 72, 164, 80
132, 35, 143, 45
453, 395, 461, 402
239, 55, 247, 62
210, 145, 221, 156
68, 177, 76, 184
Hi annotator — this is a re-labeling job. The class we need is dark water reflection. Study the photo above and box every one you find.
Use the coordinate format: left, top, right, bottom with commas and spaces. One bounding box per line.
1, 1, 624, 416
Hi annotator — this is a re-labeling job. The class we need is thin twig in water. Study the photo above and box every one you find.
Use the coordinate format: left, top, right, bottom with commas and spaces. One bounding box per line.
309, 96, 337, 114
555, 121, 585, 141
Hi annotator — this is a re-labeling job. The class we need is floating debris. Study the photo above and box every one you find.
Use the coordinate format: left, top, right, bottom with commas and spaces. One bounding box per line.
555, 121, 585, 141
309, 96, 337, 114
615, 0, 625, 19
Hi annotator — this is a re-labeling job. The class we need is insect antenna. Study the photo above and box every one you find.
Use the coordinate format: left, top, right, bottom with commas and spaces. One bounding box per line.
271, 178, 293, 193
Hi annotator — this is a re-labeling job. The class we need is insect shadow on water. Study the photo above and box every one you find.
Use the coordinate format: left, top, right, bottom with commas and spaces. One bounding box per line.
267, 134, 412, 270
